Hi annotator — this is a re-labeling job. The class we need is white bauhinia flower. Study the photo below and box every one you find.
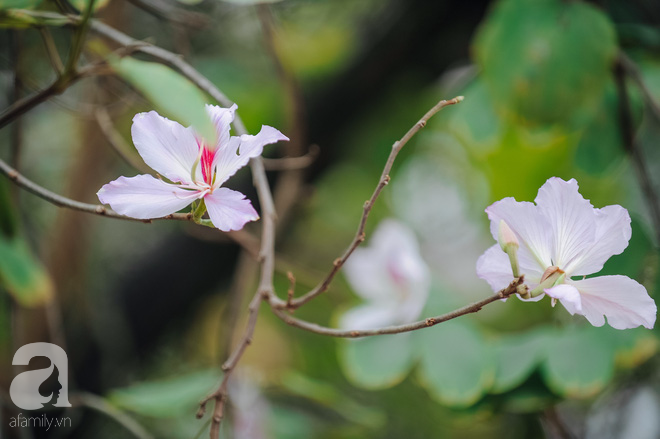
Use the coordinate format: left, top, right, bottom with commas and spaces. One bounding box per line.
476, 177, 656, 330
340, 219, 430, 330
97, 104, 288, 232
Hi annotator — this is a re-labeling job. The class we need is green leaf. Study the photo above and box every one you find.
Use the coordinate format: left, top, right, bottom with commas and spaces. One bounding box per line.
69, 0, 111, 12
0, 9, 68, 27
541, 327, 615, 398
110, 57, 217, 145
0, 0, 42, 11
279, 372, 385, 428
474, 0, 617, 124
417, 321, 494, 408
0, 234, 54, 307
338, 332, 415, 390
108, 370, 221, 417
491, 328, 550, 394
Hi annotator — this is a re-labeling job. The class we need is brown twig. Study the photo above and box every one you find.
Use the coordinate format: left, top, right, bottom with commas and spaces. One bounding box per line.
614, 56, 660, 244
285, 96, 464, 310
286, 271, 296, 308
196, 289, 264, 437
94, 106, 153, 174
261, 144, 319, 171
270, 277, 525, 338
38, 26, 65, 74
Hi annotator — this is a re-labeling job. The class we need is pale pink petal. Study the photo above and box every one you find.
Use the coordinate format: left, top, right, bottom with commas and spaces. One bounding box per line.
344, 220, 429, 306
339, 304, 402, 330
205, 104, 237, 150
568, 276, 656, 329
131, 112, 199, 184
565, 205, 632, 276
213, 125, 289, 186
534, 178, 597, 270
545, 284, 583, 314
97, 174, 202, 219
477, 244, 516, 292
486, 198, 552, 276
204, 188, 259, 232
477, 244, 544, 301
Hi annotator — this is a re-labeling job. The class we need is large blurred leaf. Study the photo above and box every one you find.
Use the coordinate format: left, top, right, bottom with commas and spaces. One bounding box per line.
573, 80, 643, 175
417, 321, 494, 408
338, 333, 415, 390
110, 57, 217, 145
0, 0, 41, 10
491, 328, 550, 394
108, 370, 221, 417
474, 0, 617, 124
541, 327, 615, 398
0, 234, 54, 307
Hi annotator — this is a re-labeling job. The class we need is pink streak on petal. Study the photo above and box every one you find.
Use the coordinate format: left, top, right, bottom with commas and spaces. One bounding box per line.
534, 177, 596, 271
205, 104, 237, 151
199, 142, 215, 186
131, 111, 198, 184
97, 174, 202, 219
545, 284, 583, 314
204, 187, 259, 232
213, 125, 289, 187
568, 276, 657, 330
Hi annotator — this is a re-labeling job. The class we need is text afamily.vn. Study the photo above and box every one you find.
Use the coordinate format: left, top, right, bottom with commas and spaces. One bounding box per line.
8, 413, 71, 430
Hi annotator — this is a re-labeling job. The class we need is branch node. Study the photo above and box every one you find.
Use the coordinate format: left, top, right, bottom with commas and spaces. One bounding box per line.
425, 317, 436, 326
383, 175, 391, 184
95, 206, 106, 215
332, 258, 342, 268
7, 169, 18, 180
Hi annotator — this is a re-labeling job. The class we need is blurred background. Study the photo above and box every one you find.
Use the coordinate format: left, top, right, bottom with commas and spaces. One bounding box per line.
1, 0, 660, 437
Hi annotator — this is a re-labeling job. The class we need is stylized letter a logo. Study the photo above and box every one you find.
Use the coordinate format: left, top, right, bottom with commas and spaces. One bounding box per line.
9, 343, 72, 410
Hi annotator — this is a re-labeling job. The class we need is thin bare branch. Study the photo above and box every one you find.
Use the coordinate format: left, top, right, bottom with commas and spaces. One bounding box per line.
197, 290, 265, 437
271, 277, 525, 338
0, 156, 190, 223
94, 107, 153, 173
38, 26, 65, 74
262, 145, 319, 171
614, 57, 660, 244
286, 96, 464, 309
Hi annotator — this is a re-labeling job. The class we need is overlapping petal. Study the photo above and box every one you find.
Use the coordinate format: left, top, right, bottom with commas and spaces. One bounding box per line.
534, 178, 596, 270
97, 174, 202, 219
486, 198, 553, 273
565, 205, 632, 275
131, 112, 199, 184
567, 276, 656, 330
545, 284, 582, 314
213, 125, 289, 186
205, 187, 259, 232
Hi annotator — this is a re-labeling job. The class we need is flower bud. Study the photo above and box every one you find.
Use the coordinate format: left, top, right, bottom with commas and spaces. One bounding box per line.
498, 220, 520, 278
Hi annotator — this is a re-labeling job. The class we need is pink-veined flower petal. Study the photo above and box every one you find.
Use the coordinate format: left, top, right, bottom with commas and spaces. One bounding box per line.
567, 276, 656, 329
131, 112, 199, 184
213, 125, 289, 186
97, 174, 202, 219
565, 205, 632, 275
534, 178, 597, 270
205, 104, 237, 150
204, 187, 259, 232
545, 284, 583, 314
344, 220, 429, 305
486, 198, 553, 276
